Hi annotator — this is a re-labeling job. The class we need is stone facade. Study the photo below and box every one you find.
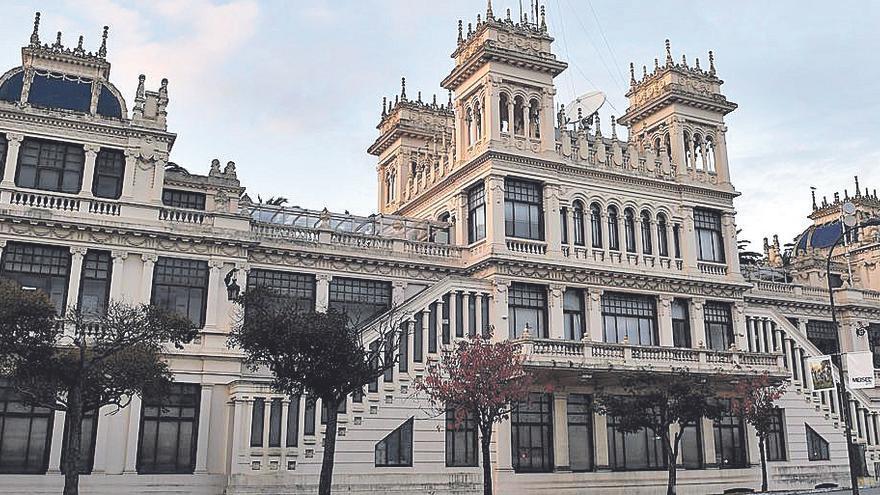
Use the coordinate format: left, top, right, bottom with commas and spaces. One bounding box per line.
0, 6, 878, 495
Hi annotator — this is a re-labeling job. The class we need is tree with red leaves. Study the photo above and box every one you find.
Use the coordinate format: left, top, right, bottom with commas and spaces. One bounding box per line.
730, 373, 786, 492
416, 333, 534, 495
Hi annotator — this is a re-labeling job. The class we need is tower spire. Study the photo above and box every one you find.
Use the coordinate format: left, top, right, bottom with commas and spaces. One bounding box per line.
811, 186, 817, 210
629, 62, 636, 85
487, 0, 494, 20
30, 12, 41, 47
708, 50, 716, 75
400, 77, 407, 101
54, 31, 63, 49
540, 5, 546, 31
457, 20, 463, 42
855, 175, 861, 197
98, 25, 109, 58
665, 39, 673, 67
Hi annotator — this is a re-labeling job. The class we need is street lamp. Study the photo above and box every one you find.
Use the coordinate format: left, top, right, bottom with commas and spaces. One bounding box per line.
825, 215, 880, 495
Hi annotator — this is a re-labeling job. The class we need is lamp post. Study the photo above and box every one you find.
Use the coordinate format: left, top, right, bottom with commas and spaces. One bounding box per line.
825, 216, 880, 495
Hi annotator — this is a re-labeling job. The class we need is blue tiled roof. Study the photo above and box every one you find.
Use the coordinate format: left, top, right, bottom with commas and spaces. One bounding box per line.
0, 70, 24, 103
27, 71, 93, 113
96, 84, 122, 118
794, 219, 844, 254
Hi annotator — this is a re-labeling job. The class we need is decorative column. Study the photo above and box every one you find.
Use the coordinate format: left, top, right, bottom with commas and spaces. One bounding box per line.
448, 291, 458, 339
548, 285, 565, 340
81, 144, 100, 196
204, 260, 224, 330
123, 394, 142, 473
91, 405, 114, 473
732, 302, 747, 351
65, 246, 87, 314
552, 393, 570, 471
544, 183, 562, 256
491, 279, 510, 342
435, 298, 445, 349
657, 295, 674, 347
140, 253, 158, 304
593, 411, 610, 470
633, 217, 643, 262
455, 192, 468, 246
682, 209, 698, 270
47, 409, 66, 473
564, 204, 575, 249
391, 280, 407, 307
462, 292, 472, 337
701, 416, 717, 468
120, 149, 137, 200
484, 175, 506, 252
315, 273, 332, 312
689, 298, 706, 348
421, 311, 430, 359
714, 125, 731, 185
721, 212, 740, 276
195, 384, 213, 473
474, 294, 483, 336
587, 288, 604, 342
109, 250, 128, 302
1, 133, 23, 187
495, 417, 514, 473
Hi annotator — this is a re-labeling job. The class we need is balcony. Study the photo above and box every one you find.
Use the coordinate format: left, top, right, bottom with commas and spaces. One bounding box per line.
515, 337, 786, 378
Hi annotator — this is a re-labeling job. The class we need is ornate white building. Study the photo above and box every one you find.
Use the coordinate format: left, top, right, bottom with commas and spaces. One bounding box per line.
0, 6, 878, 494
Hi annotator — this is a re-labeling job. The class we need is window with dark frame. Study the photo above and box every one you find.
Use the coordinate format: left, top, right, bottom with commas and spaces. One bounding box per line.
601, 292, 658, 346
320, 399, 346, 424
806, 424, 829, 461
567, 394, 593, 472
467, 182, 486, 243
713, 400, 747, 468
563, 288, 585, 341
286, 396, 300, 447
806, 320, 840, 357
375, 417, 414, 467
511, 392, 553, 473
624, 208, 636, 253
247, 269, 316, 312
15, 137, 85, 194
673, 224, 682, 259
93, 148, 125, 199
590, 203, 603, 248
607, 206, 620, 251
680, 421, 703, 469
446, 407, 478, 467
0, 134, 6, 180
268, 398, 282, 448
250, 398, 265, 447
640, 210, 653, 254
704, 301, 734, 351
671, 299, 691, 348
560, 207, 569, 244
694, 208, 725, 263
504, 178, 544, 240
573, 202, 586, 246
60, 408, 99, 474
303, 397, 316, 436
0, 242, 70, 314
608, 410, 665, 471
137, 383, 200, 474
657, 214, 669, 257
328, 277, 391, 325
766, 408, 786, 461
508, 283, 547, 339
0, 379, 54, 474
161, 189, 206, 210
151, 257, 209, 328
78, 250, 112, 315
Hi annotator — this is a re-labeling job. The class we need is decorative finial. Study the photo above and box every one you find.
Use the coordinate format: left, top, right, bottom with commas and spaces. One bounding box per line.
487, 0, 494, 20
665, 39, 673, 67
432, 93, 437, 106
654, 58, 659, 72
477, 14, 481, 25
844, 189, 849, 200
468, 22, 473, 36
30, 12, 41, 47
76, 35, 84, 54
98, 26, 109, 58
695, 57, 701, 70
507, 8, 511, 21
400, 77, 407, 101
594, 114, 601, 137
382, 97, 387, 117
540, 5, 546, 31
54, 31, 62, 49
611, 115, 617, 139
811, 186, 817, 210
708, 50, 716, 75
417, 91, 422, 103
159, 78, 168, 97
681, 54, 687, 67
855, 176, 861, 197
642, 65, 647, 79
629, 62, 636, 85
447, 90, 452, 108
458, 20, 463, 42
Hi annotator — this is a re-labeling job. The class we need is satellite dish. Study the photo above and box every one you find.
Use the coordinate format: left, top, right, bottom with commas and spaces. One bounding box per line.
842, 201, 857, 215
564, 91, 606, 123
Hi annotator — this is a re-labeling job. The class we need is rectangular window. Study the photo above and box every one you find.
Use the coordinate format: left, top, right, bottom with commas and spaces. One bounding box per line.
0, 379, 54, 474
428, 303, 438, 354
511, 392, 553, 473
454, 293, 464, 338
60, 408, 98, 474
247, 269, 316, 312
161, 189, 206, 210
250, 398, 265, 447
694, 208, 725, 263
0, 242, 70, 314
268, 398, 282, 448
303, 398, 316, 436
673, 224, 682, 259
328, 277, 391, 324
766, 408, 786, 461
151, 257, 209, 327
467, 182, 486, 243
398, 321, 409, 373
368, 341, 379, 393
806, 424, 829, 461
413, 312, 424, 363
563, 288, 585, 341
320, 399, 347, 424
680, 421, 703, 469
671, 299, 691, 348
446, 407, 478, 467
713, 400, 747, 468
601, 292, 658, 346
93, 148, 125, 199
16, 138, 85, 194
504, 178, 544, 240
0, 134, 6, 180
441, 293, 451, 345
508, 283, 547, 339
137, 383, 200, 474
78, 250, 112, 315
375, 417, 413, 467
806, 320, 840, 357
567, 394, 593, 472
560, 207, 569, 244
704, 301, 734, 351
608, 410, 665, 471
286, 396, 300, 447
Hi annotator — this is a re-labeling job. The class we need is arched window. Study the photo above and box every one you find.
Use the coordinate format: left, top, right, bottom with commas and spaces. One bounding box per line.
474, 101, 483, 141
385, 171, 396, 203
683, 131, 691, 169
607, 206, 620, 251
705, 136, 716, 172
664, 134, 672, 160
640, 210, 652, 254
657, 213, 669, 257
590, 203, 603, 248
465, 108, 473, 146
513, 96, 525, 136
653, 137, 661, 154
529, 98, 540, 139
499, 93, 510, 133
572, 201, 585, 246
693, 134, 703, 171
624, 208, 636, 253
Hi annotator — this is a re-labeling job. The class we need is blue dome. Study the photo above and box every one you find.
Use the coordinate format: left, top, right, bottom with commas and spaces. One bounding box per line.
794, 220, 844, 255
0, 68, 123, 118
0, 70, 24, 103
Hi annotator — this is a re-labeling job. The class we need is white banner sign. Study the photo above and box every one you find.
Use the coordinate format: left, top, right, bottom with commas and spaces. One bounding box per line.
807, 355, 836, 392
846, 351, 876, 390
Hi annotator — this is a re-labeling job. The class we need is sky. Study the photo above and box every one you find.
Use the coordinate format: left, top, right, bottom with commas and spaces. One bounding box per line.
1, 0, 878, 250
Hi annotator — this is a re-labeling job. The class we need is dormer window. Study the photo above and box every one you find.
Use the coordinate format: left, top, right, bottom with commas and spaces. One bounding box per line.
162, 189, 206, 211
15, 137, 84, 194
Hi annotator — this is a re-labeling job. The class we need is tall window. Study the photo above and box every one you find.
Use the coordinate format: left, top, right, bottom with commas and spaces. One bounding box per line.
680, 422, 702, 469
513, 96, 525, 135
640, 210, 653, 254
0, 379, 54, 474
608, 409, 665, 471
567, 394, 593, 472
657, 214, 669, 257
704, 302, 733, 351
528, 98, 540, 139
607, 206, 620, 251
474, 102, 483, 141
303, 397, 316, 436
511, 393, 553, 473
375, 417, 413, 467
78, 250, 112, 315
563, 288, 585, 341
61, 408, 98, 474
16, 138, 84, 193
446, 407, 478, 467
504, 178, 543, 240
385, 171, 396, 203
151, 257, 209, 327
560, 207, 569, 244
713, 401, 746, 468
0, 242, 70, 313
137, 383, 200, 474
328, 277, 391, 324
508, 283, 547, 339
286, 396, 300, 447
806, 320, 840, 357
572, 201, 586, 246
250, 398, 265, 447
465, 108, 473, 146
93, 148, 125, 199
623, 208, 636, 253
673, 224, 682, 258
161, 189, 206, 210
671, 299, 692, 348
499, 93, 510, 133
601, 292, 658, 345
766, 408, 786, 461
590, 203, 603, 248
247, 269, 316, 312
806, 424, 829, 461
467, 182, 486, 243
694, 209, 725, 262
0, 134, 6, 179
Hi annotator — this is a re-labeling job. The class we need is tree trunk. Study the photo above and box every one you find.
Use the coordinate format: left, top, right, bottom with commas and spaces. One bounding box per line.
666, 433, 679, 495
62, 385, 83, 495
759, 436, 768, 492
318, 398, 340, 495
480, 426, 493, 495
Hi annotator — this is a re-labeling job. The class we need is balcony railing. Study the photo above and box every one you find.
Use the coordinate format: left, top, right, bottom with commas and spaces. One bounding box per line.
697, 261, 728, 276
506, 238, 547, 255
